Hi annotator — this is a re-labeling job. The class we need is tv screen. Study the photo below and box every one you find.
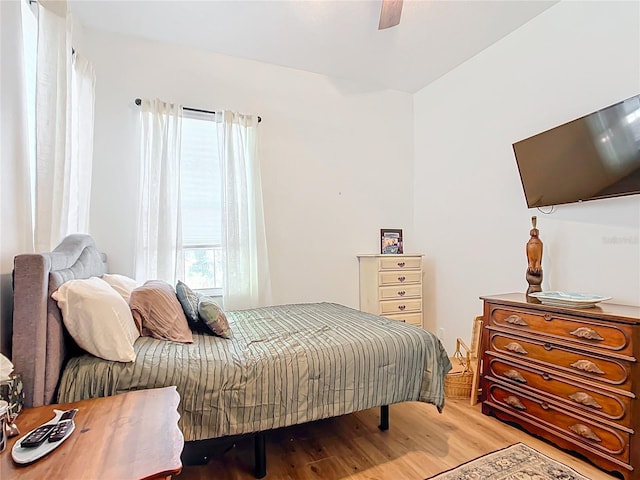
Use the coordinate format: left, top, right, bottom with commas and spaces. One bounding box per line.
513, 94, 640, 208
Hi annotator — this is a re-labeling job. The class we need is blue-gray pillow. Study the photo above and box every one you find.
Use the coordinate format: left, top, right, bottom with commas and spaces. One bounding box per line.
198, 296, 231, 339
175, 281, 200, 329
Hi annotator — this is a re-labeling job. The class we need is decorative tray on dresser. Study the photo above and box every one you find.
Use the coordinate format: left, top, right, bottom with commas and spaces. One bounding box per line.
480, 293, 640, 480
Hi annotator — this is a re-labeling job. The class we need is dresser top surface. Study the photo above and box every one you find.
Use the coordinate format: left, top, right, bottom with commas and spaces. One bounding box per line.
481, 292, 640, 324
2, 387, 183, 479
357, 253, 424, 258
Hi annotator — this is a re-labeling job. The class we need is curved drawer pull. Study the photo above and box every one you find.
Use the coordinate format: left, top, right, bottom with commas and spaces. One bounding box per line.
541, 373, 551, 381
543, 343, 552, 351
397, 290, 406, 297
397, 262, 405, 267
398, 305, 406, 311
504, 395, 526, 410
503, 369, 526, 383
504, 315, 528, 326
569, 327, 604, 341
540, 401, 550, 410
569, 424, 602, 442
568, 392, 602, 409
504, 342, 528, 354
570, 359, 605, 375
397, 276, 406, 282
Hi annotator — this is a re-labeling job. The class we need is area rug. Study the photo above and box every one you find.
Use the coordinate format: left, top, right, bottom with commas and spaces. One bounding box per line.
425, 443, 591, 480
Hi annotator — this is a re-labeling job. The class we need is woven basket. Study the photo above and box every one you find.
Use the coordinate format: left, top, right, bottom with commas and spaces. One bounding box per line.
444, 338, 474, 399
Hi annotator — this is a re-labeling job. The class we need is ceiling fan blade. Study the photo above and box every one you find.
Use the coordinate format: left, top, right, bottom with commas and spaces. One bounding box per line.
378, 0, 403, 30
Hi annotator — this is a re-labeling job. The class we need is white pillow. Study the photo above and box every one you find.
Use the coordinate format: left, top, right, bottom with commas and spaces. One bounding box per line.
52, 277, 140, 362
101, 273, 140, 303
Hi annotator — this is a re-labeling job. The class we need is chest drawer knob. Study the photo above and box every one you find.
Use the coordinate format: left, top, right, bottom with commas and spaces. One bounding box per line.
504, 369, 526, 383
505, 315, 528, 326
504, 342, 528, 354
398, 305, 406, 311
397, 290, 406, 296
540, 401, 550, 410
397, 276, 406, 282
504, 395, 526, 410
568, 392, 602, 409
543, 343, 552, 351
397, 262, 405, 267
569, 424, 602, 442
544, 314, 552, 321
570, 359, 605, 375
569, 327, 604, 341
541, 373, 551, 381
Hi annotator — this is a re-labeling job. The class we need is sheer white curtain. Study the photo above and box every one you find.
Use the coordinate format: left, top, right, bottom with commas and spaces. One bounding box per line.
135, 99, 183, 283
1, 0, 33, 258
34, 1, 71, 251
215, 111, 271, 309
35, 0, 95, 251
1, 0, 34, 346
69, 54, 96, 236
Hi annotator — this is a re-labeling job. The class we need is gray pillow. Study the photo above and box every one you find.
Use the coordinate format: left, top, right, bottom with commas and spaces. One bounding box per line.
176, 281, 200, 329
198, 296, 231, 339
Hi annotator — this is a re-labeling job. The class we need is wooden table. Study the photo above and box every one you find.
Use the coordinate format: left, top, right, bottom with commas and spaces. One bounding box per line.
0, 387, 183, 480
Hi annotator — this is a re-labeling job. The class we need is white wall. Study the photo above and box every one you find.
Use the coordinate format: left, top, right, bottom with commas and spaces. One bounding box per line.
84, 28, 414, 309
414, 0, 640, 353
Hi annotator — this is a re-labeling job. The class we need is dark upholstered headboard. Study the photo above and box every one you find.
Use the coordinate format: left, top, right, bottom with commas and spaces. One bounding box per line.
12, 234, 108, 407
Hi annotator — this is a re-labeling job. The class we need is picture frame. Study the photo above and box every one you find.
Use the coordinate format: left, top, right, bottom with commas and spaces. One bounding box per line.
380, 229, 403, 254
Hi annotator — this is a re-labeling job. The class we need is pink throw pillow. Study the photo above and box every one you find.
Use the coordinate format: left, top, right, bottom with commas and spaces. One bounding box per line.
129, 280, 193, 343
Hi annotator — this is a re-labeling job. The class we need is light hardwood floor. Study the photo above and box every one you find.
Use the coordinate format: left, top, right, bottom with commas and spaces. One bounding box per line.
176, 399, 617, 480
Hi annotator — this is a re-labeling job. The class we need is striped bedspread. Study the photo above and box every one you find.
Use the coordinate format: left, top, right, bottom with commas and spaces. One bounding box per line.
57, 303, 451, 441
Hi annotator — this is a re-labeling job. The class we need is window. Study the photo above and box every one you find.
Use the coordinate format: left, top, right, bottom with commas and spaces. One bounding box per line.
179, 111, 223, 293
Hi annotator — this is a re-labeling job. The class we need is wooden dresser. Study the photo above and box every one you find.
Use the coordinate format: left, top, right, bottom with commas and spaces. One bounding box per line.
357, 254, 423, 327
481, 293, 640, 480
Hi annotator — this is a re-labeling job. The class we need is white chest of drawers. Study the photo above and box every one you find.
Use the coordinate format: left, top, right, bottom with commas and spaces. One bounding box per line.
357, 254, 424, 327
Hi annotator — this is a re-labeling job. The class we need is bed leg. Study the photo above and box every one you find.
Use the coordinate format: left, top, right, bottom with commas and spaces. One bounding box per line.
254, 432, 266, 479
379, 404, 389, 431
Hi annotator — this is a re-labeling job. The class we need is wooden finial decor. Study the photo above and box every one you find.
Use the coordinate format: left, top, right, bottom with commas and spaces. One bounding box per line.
526, 215, 543, 296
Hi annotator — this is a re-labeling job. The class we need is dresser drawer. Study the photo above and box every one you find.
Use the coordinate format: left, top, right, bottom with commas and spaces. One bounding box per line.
489, 306, 634, 358
378, 256, 421, 270
384, 312, 422, 326
486, 355, 631, 425
380, 298, 422, 316
378, 270, 422, 286
486, 381, 630, 463
489, 332, 632, 388
379, 284, 421, 300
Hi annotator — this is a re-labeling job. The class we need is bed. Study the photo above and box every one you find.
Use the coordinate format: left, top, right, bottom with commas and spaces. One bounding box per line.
12, 234, 452, 476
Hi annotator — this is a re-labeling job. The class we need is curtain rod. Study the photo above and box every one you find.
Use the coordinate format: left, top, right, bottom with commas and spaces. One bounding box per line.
134, 98, 261, 123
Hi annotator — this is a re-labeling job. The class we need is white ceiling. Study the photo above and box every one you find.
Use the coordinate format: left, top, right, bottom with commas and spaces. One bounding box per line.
68, 0, 559, 93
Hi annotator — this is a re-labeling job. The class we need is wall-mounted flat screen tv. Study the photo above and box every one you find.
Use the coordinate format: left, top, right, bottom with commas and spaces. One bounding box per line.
513, 94, 640, 208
